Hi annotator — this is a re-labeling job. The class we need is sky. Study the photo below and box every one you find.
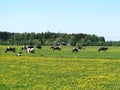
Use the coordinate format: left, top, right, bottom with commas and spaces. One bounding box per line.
0, 0, 120, 41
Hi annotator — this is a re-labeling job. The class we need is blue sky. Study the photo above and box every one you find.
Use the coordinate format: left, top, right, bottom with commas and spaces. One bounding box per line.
0, 0, 120, 41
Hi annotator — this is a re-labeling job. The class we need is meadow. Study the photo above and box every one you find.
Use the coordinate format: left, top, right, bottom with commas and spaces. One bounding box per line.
0, 46, 120, 90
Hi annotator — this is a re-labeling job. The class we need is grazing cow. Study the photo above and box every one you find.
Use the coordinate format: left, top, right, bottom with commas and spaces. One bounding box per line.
16, 52, 22, 56
21, 45, 27, 50
53, 46, 61, 51
78, 46, 86, 50
98, 47, 108, 52
72, 48, 78, 53
50, 46, 61, 51
5, 47, 15, 53
21, 45, 34, 50
26, 48, 35, 54
36, 45, 42, 49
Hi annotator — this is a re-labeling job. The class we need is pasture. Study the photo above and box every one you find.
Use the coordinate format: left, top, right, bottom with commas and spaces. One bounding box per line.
0, 46, 120, 90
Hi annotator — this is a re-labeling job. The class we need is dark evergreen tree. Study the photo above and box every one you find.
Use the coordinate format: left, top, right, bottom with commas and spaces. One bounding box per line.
1, 31, 119, 46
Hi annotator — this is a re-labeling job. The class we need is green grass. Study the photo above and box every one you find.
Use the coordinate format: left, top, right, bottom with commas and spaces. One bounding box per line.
0, 46, 120, 90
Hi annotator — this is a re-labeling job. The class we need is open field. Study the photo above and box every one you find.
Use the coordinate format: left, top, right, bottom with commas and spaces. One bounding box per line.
0, 46, 120, 90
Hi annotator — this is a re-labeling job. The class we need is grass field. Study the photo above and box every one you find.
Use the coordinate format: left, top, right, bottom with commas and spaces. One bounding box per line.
0, 46, 120, 90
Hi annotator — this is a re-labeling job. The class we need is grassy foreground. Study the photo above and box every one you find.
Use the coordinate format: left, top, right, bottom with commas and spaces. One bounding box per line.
0, 46, 120, 90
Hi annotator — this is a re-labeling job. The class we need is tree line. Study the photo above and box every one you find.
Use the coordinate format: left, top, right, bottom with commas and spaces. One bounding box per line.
0, 31, 120, 46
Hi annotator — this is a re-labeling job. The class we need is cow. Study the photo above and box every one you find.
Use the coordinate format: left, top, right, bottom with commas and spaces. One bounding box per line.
26, 48, 35, 54
16, 52, 22, 56
21, 45, 27, 50
50, 46, 61, 51
21, 45, 34, 50
21, 45, 35, 54
53, 46, 61, 51
98, 47, 108, 52
5, 47, 15, 53
72, 47, 78, 53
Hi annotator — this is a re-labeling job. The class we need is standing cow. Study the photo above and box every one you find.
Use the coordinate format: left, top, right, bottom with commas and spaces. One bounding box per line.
5, 47, 15, 53
21, 45, 27, 50
53, 46, 61, 51
26, 48, 35, 54
21, 45, 34, 50
98, 47, 108, 52
72, 47, 78, 53
50, 46, 61, 51
21, 45, 35, 54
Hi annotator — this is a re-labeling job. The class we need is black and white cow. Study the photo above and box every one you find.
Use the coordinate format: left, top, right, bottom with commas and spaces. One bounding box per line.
21, 45, 34, 50
50, 46, 61, 51
98, 47, 108, 52
16, 52, 22, 56
26, 48, 35, 54
21, 45, 35, 54
5, 47, 15, 53
72, 47, 78, 53
21, 45, 27, 50
53, 46, 61, 51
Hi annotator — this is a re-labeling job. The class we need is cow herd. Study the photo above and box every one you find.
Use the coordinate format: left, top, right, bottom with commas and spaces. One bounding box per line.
4, 45, 108, 56
5, 45, 39, 56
